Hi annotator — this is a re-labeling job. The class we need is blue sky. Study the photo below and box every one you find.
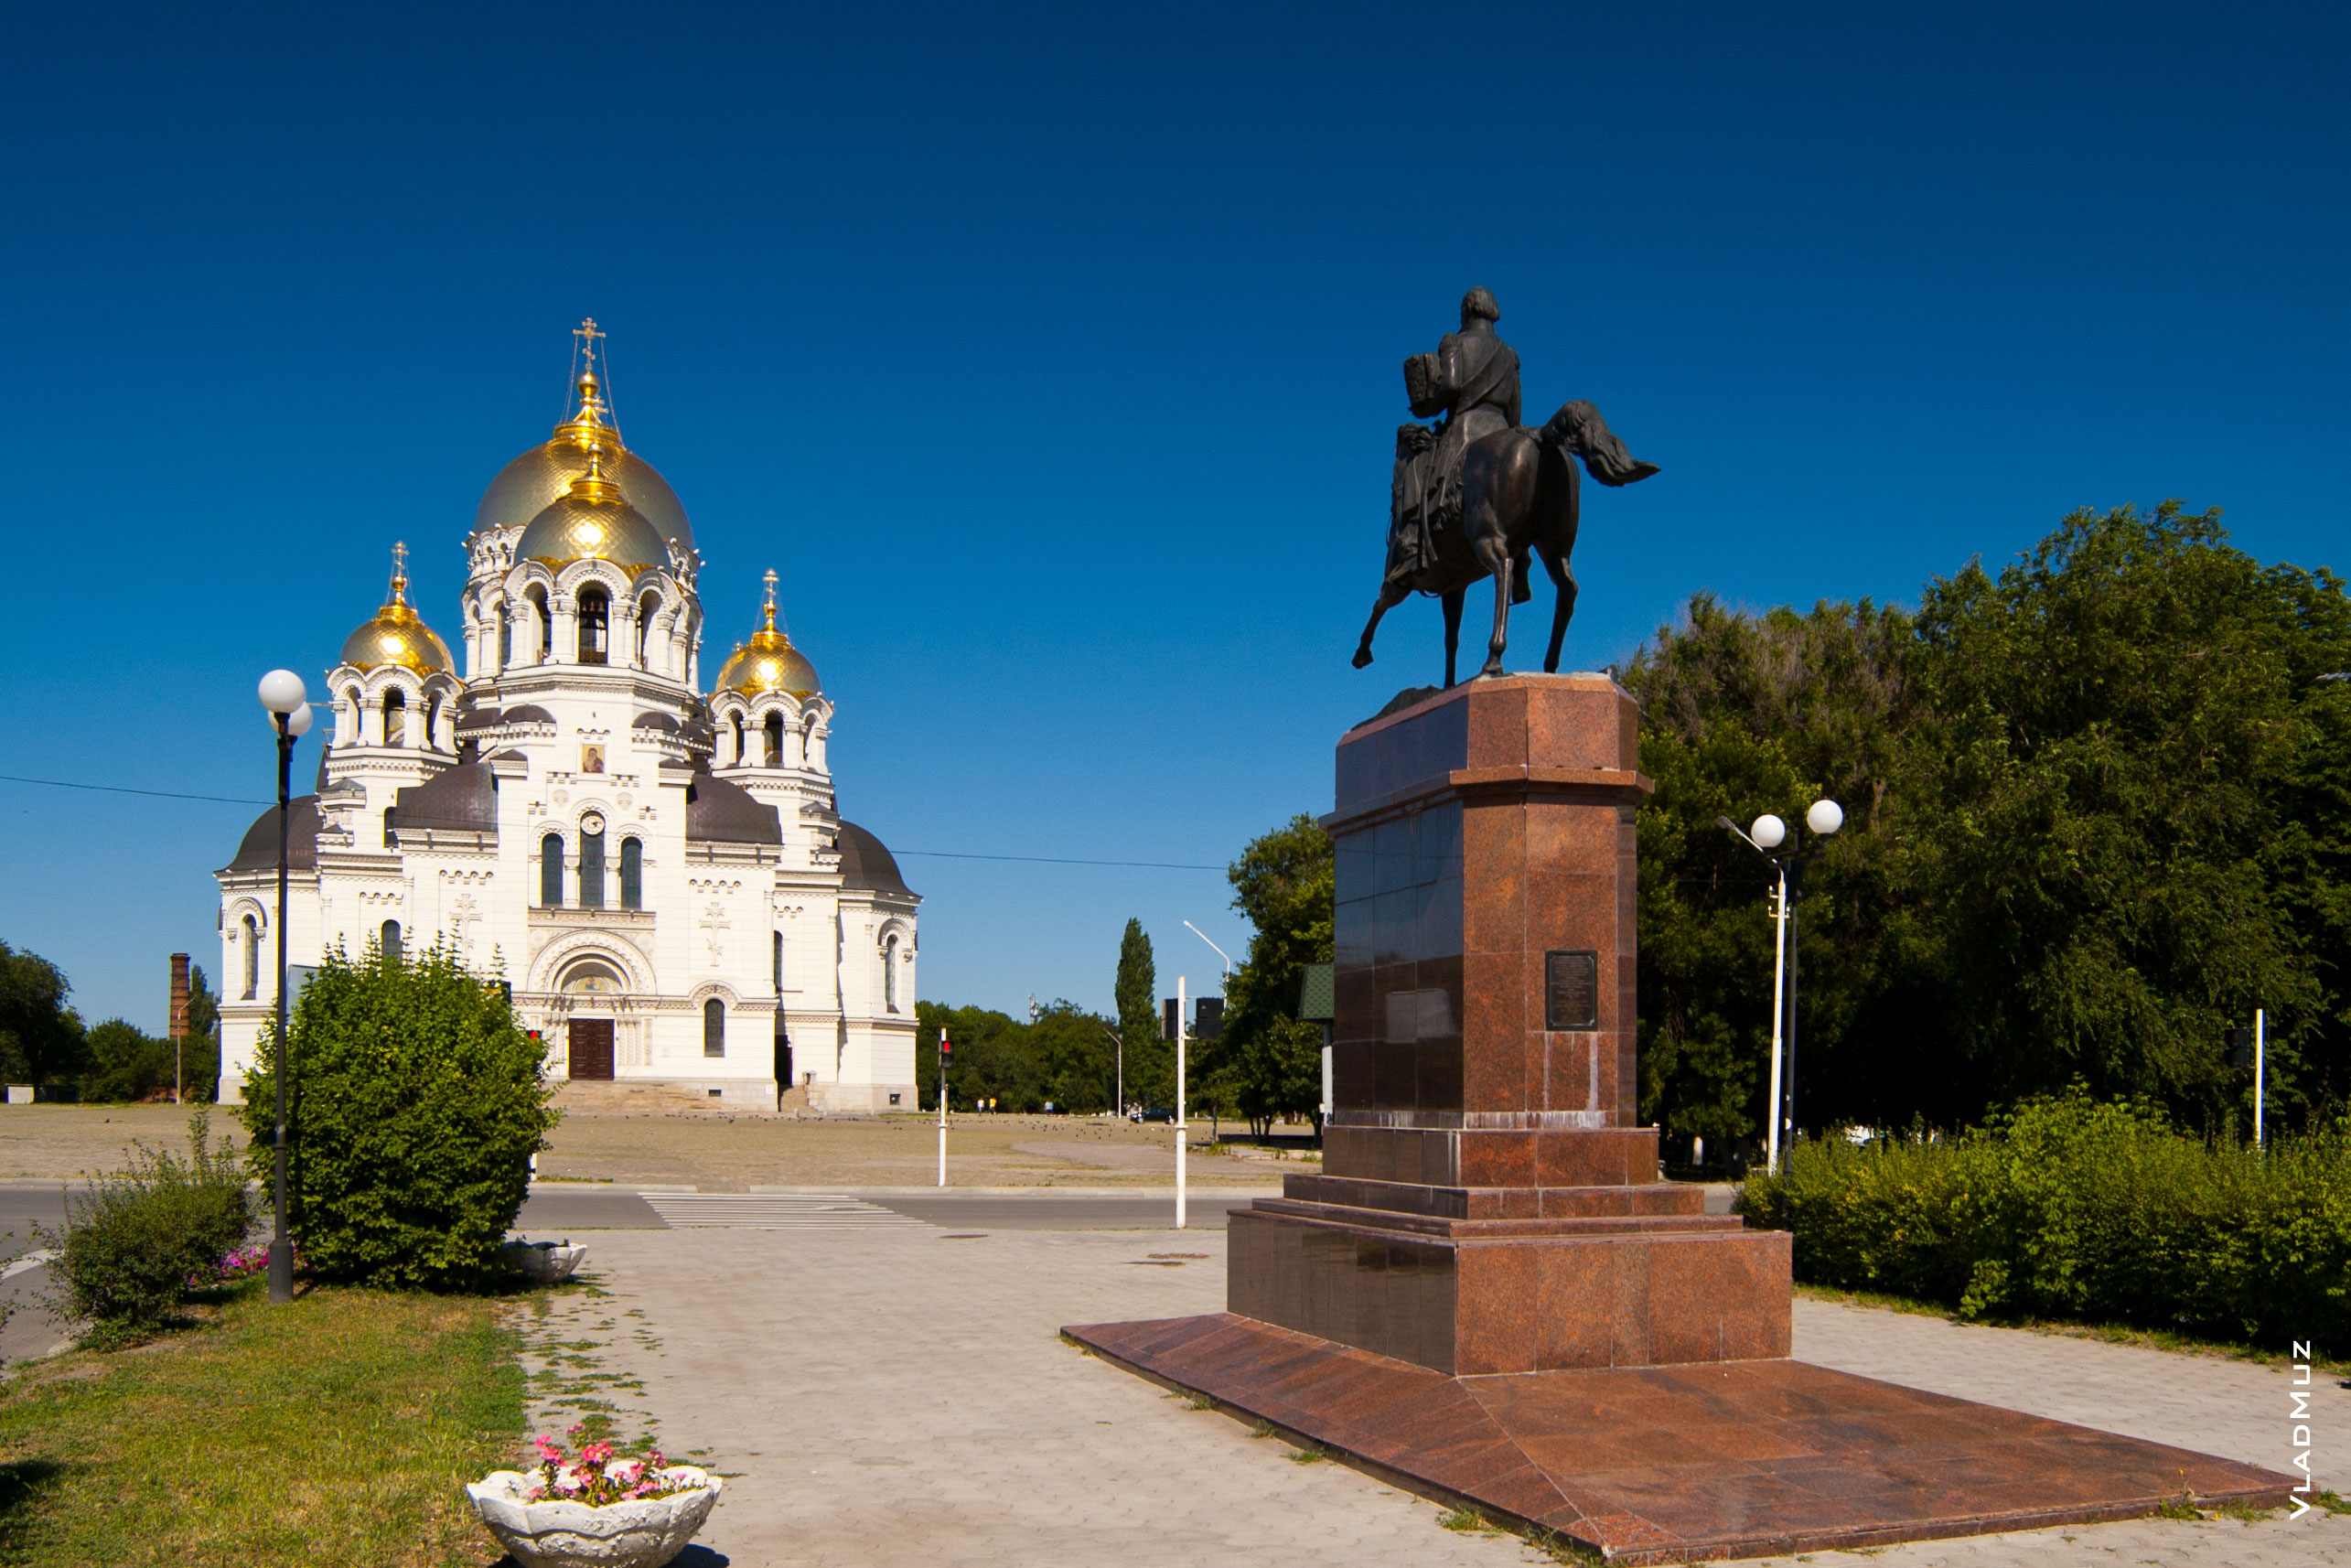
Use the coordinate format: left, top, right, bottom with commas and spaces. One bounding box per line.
3, 4, 2345, 1033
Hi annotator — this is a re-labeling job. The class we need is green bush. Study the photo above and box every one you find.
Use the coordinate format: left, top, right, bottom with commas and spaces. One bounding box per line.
1739, 1090, 2351, 1352
45, 1107, 254, 1336
81, 1017, 174, 1102
239, 940, 556, 1291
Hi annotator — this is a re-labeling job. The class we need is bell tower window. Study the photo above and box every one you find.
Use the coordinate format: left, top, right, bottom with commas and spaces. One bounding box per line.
619, 838, 642, 909
242, 915, 260, 1000
579, 825, 607, 908
382, 689, 406, 746
883, 934, 900, 1013
764, 713, 783, 767
577, 585, 609, 665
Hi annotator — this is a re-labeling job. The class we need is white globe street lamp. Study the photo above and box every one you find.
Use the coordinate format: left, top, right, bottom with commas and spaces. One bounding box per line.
1719, 800, 1843, 1175
254, 669, 310, 1305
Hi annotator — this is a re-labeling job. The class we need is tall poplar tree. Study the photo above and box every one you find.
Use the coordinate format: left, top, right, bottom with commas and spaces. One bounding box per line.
1113, 918, 1165, 1109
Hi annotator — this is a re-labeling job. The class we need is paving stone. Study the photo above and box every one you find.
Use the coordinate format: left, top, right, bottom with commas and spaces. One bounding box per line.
527, 1225, 2347, 1567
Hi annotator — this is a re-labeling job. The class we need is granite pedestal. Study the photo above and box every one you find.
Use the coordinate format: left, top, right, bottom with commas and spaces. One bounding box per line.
1067, 676, 2293, 1557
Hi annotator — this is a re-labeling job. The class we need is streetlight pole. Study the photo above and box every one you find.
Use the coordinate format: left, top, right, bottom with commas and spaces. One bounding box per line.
1175, 974, 1187, 1231
256, 671, 311, 1305
1721, 800, 1841, 1175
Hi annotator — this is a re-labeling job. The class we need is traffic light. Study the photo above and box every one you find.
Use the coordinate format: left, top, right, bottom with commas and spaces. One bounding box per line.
1163, 997, 1178, 1042
1194, 998, 1223, 1041
2226, 1027, 2253, 1069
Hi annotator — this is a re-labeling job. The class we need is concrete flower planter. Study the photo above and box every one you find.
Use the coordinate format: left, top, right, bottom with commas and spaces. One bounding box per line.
465, 1468, 721, 1568
502, 1240, 588, 1285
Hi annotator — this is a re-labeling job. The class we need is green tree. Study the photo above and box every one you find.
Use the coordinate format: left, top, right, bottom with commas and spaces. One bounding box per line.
1213, 814, 1334, 1137
0, 940, 87, 1094
1113, 918, 1167, 1111
239, 938, 556, 1290
1905, 503, 2349, 1126
82, 1019, 172, 1103
914, 999, 1114, 1112
179, 962, 222, 1102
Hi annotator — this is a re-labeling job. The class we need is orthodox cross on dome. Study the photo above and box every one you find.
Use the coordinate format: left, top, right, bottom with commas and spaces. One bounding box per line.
388, 541, 411, 606
564, 317, 617, 437
762, 568, 780, 633
574, 316, 606, 363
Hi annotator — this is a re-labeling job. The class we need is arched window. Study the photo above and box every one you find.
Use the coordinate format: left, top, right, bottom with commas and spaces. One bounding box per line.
527, 585, 551, 660
382, 688, 406, 746
703, 997, 726, 1058
497, 608, 512, 669
381, 919, 402, 962
763, 712, 783, 767
579, 825, 607, 909
772, 930, 784, 993
730, 715, 745, 768
577, 585, 609, 664
541, 832, 564, 907
618, 838, 642, 909
883, 934, 900, 1013
382, 806, 398, 847
638, 593, 660, 668
242, 914, 260, 1000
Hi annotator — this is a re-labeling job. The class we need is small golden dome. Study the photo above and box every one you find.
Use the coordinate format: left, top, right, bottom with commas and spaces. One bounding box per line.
340, 542, 455, 675
714, 570, 821, 699
514, 445, 670, 575
472, 321, 693, 551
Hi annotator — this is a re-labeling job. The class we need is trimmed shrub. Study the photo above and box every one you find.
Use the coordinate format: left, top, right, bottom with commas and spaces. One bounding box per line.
45, 1107, 254, 1336
239, 939, 556, 1291
1739, 1090, 2351, 1353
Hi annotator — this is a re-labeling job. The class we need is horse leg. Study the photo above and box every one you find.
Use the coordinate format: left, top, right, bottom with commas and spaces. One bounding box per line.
1541, 551, 1579, 674
1479, 542, 1515, 678
1352, 583, 1410, 669
1442, 588, 1465, 687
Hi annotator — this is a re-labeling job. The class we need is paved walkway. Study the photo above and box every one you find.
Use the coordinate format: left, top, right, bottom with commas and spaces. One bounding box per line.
524, 1222, 2347, 1567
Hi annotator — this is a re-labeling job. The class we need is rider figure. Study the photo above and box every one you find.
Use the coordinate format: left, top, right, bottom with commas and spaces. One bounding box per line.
1404, 286, 1521, 544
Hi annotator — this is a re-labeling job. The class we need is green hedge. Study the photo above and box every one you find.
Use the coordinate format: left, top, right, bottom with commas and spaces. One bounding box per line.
1738, 1090, 2351, 1352
46, 1108, 253, 1337
240, 940, 556, 1291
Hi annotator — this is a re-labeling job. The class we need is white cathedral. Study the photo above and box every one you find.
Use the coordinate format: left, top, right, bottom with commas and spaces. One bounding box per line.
214, 325, 921, 1112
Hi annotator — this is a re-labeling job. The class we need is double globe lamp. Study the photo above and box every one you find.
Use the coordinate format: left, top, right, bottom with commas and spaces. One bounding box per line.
1722, 799, 1843, 1176
256, 670, 314, 1305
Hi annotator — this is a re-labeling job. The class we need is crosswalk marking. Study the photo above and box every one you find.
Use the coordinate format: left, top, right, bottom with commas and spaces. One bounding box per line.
639, 1193, 930, 1230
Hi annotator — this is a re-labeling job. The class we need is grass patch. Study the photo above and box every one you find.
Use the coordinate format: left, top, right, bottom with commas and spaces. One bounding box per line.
1439, 1506, 1501, 1533
0, 1279, 523, 1566
2154, 1492, 2203, 1520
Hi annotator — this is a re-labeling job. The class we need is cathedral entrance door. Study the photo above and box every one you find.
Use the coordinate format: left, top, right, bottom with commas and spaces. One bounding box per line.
568, 1018, 616, 1080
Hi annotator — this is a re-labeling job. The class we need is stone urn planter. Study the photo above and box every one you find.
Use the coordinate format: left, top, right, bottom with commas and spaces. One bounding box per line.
465, 1467, 721, 1568
502, 1240, 588, 1285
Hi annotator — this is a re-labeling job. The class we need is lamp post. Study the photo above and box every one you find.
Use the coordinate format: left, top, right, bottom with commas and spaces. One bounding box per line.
1719, 799, 1841, 1174
256, 671, 311, 1305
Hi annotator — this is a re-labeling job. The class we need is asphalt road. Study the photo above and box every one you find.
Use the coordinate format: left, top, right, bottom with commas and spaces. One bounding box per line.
512, 1187, 1255, 1233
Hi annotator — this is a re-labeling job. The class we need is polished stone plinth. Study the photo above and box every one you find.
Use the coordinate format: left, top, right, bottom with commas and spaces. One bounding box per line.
1228, 675, 1790, 1376
1063, 1313, 2295, 1565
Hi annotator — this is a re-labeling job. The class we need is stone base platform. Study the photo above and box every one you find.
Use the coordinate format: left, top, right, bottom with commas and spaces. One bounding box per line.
1230, 1176, 1791, 1375
1062, 1313, 2294, 1564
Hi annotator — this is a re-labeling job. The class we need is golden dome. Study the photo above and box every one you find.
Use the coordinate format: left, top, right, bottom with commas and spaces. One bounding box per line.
473, 324, 693, 552
340, 543, 455, 675
514, 446, 671, 575
714, 570, 821, 699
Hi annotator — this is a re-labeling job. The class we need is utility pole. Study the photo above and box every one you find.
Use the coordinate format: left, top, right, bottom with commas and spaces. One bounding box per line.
2255, 1008, 2266, 1149
937, 1032, 950, 1187
1763, 874, 1787, 1176
1176, 974, 1187, 1231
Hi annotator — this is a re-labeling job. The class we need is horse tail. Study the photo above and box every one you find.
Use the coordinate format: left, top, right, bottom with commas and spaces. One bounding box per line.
1538, 400, 1660, 488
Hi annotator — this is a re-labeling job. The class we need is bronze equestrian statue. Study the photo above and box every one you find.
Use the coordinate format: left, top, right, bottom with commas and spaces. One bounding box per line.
1351, 287, 1658, 686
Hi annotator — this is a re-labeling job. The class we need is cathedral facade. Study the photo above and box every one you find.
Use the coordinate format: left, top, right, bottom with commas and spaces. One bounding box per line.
214, 327, 920, 1112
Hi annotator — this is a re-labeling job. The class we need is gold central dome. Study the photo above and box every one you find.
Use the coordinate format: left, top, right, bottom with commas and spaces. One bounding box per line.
714, 571, 821, 699
514, 446, 671, 575
473, 326, 693, 552
340, 543, 455, 675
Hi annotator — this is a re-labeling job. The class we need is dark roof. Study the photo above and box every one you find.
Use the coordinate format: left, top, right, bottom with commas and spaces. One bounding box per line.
456, 705, 502, 733
837, 820, 913, 896
392, 764, 498, 834
487, 748, 529, 764
684, 772, 782, 845
501, 704, 555, 725
225, 797, 323, 873
631, 711, 680, 732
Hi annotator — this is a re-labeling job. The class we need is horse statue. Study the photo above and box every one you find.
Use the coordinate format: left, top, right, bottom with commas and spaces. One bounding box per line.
1351, 291, 1658, 687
